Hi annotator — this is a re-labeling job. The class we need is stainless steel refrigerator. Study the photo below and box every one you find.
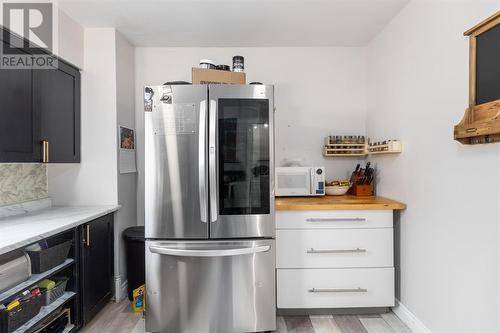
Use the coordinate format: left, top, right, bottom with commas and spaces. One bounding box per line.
144, 84, 275, 333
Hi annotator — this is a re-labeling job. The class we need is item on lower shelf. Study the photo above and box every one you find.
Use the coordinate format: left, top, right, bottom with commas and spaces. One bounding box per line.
38, 279, 55, 290
0, 294, 43, 333
5, 300, 20, 311
0, 251, 32, 293
24, 240, 48, 252
32, 307, 71, 333
25, 241, 72, 274
30, 287, 41, 298
42, 278, 68, 306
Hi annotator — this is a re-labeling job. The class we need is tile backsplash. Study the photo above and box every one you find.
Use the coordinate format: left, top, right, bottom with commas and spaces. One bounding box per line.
0, 164, 48, 206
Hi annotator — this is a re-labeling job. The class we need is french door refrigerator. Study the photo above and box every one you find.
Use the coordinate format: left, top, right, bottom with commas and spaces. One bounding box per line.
144, 84, 275, 333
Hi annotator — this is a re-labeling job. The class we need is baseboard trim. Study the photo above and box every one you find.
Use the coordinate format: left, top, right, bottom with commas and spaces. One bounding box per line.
113, 275, 122, 301
392, 299, 431, 333
121, 280, 128, 300
278, 307, 390, 316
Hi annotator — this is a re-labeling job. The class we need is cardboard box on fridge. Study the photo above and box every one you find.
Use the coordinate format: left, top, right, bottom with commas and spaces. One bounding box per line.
192, 68, 246, 84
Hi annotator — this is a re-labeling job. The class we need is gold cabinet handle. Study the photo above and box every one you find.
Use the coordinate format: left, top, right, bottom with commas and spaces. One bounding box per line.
86, 224, 91, 247
42, 140, 49, 163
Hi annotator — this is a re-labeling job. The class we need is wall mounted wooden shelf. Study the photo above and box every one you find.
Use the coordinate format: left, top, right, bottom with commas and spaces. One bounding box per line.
454, 11, 500, 145
367, 140, 402, 154
323, 136, 367, 157
323, 136, 402, 157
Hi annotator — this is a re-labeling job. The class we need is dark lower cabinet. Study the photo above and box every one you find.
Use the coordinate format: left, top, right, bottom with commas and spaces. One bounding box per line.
80, 214, 114, 325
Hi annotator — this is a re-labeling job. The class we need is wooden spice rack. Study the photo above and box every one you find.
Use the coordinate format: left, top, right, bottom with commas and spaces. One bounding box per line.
367, 140, 402, 154
323, 136, 402, 157
323, 136, 367, 157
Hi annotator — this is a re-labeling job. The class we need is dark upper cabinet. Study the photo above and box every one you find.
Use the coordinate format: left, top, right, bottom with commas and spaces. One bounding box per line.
80, 214, 114, 325
0, 28, 81, 163
0, 40, 41, 162
36, 60, 81, 162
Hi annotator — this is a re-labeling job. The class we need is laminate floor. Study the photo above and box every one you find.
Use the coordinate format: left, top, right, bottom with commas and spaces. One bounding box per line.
80, 299, 412, 333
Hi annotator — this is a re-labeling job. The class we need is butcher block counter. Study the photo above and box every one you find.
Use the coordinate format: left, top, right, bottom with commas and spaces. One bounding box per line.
275, 195, 406, 211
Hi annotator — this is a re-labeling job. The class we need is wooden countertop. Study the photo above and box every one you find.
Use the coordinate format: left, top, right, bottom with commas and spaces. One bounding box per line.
275, 195, 406, 211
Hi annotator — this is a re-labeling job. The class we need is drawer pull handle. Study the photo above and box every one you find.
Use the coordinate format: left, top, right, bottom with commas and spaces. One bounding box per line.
308, 287, 367, 293
306, 218, 366, 222
42, 140, 49, 163
307, 248, 366, 254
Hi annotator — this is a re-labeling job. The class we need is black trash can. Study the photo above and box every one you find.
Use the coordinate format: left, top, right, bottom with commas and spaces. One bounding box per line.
123, 226, 145, 301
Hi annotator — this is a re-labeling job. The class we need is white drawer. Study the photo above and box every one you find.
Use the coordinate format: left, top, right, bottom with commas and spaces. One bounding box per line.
276, 210, 393, 229
277, 268, 394, 309
276, 229, 393, 269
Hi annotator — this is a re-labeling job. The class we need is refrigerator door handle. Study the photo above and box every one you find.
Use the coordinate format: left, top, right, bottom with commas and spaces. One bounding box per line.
148, 245, 270, 257
209, 99, 218, 223
199, 100, 208, 223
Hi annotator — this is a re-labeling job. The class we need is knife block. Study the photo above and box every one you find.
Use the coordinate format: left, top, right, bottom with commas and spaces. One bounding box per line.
351, 184, 374, 196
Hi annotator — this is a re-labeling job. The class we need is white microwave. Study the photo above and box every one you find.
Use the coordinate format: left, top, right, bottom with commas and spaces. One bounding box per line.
275, 166, 325, 196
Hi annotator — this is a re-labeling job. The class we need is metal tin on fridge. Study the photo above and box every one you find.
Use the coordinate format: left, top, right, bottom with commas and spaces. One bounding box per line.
232, 56, 244, 72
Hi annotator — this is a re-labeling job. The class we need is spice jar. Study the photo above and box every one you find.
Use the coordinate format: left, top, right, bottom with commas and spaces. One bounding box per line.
232, 56, 244, 72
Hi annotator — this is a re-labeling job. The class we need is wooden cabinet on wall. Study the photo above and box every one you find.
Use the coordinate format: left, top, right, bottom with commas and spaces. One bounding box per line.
0, 27, 81, 163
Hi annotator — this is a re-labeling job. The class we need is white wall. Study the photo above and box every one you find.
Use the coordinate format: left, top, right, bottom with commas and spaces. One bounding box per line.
57, 9, 84, 68
135, 47, 368, 225
48, 28, 118, 206
115, 31, 137, 297
367, 0, 500, 331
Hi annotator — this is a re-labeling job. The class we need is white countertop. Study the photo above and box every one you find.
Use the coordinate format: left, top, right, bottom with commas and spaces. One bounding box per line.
0, 205, 120, 256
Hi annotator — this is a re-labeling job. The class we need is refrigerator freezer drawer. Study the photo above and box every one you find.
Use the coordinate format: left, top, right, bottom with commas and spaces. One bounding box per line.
145, 239, 276, 333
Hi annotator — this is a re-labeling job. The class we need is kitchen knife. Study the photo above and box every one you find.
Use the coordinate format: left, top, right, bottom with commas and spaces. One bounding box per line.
366, 170, 373, 184
369, 168, 375, 184
351, 164, 361, 183
363, 168, 372, 185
